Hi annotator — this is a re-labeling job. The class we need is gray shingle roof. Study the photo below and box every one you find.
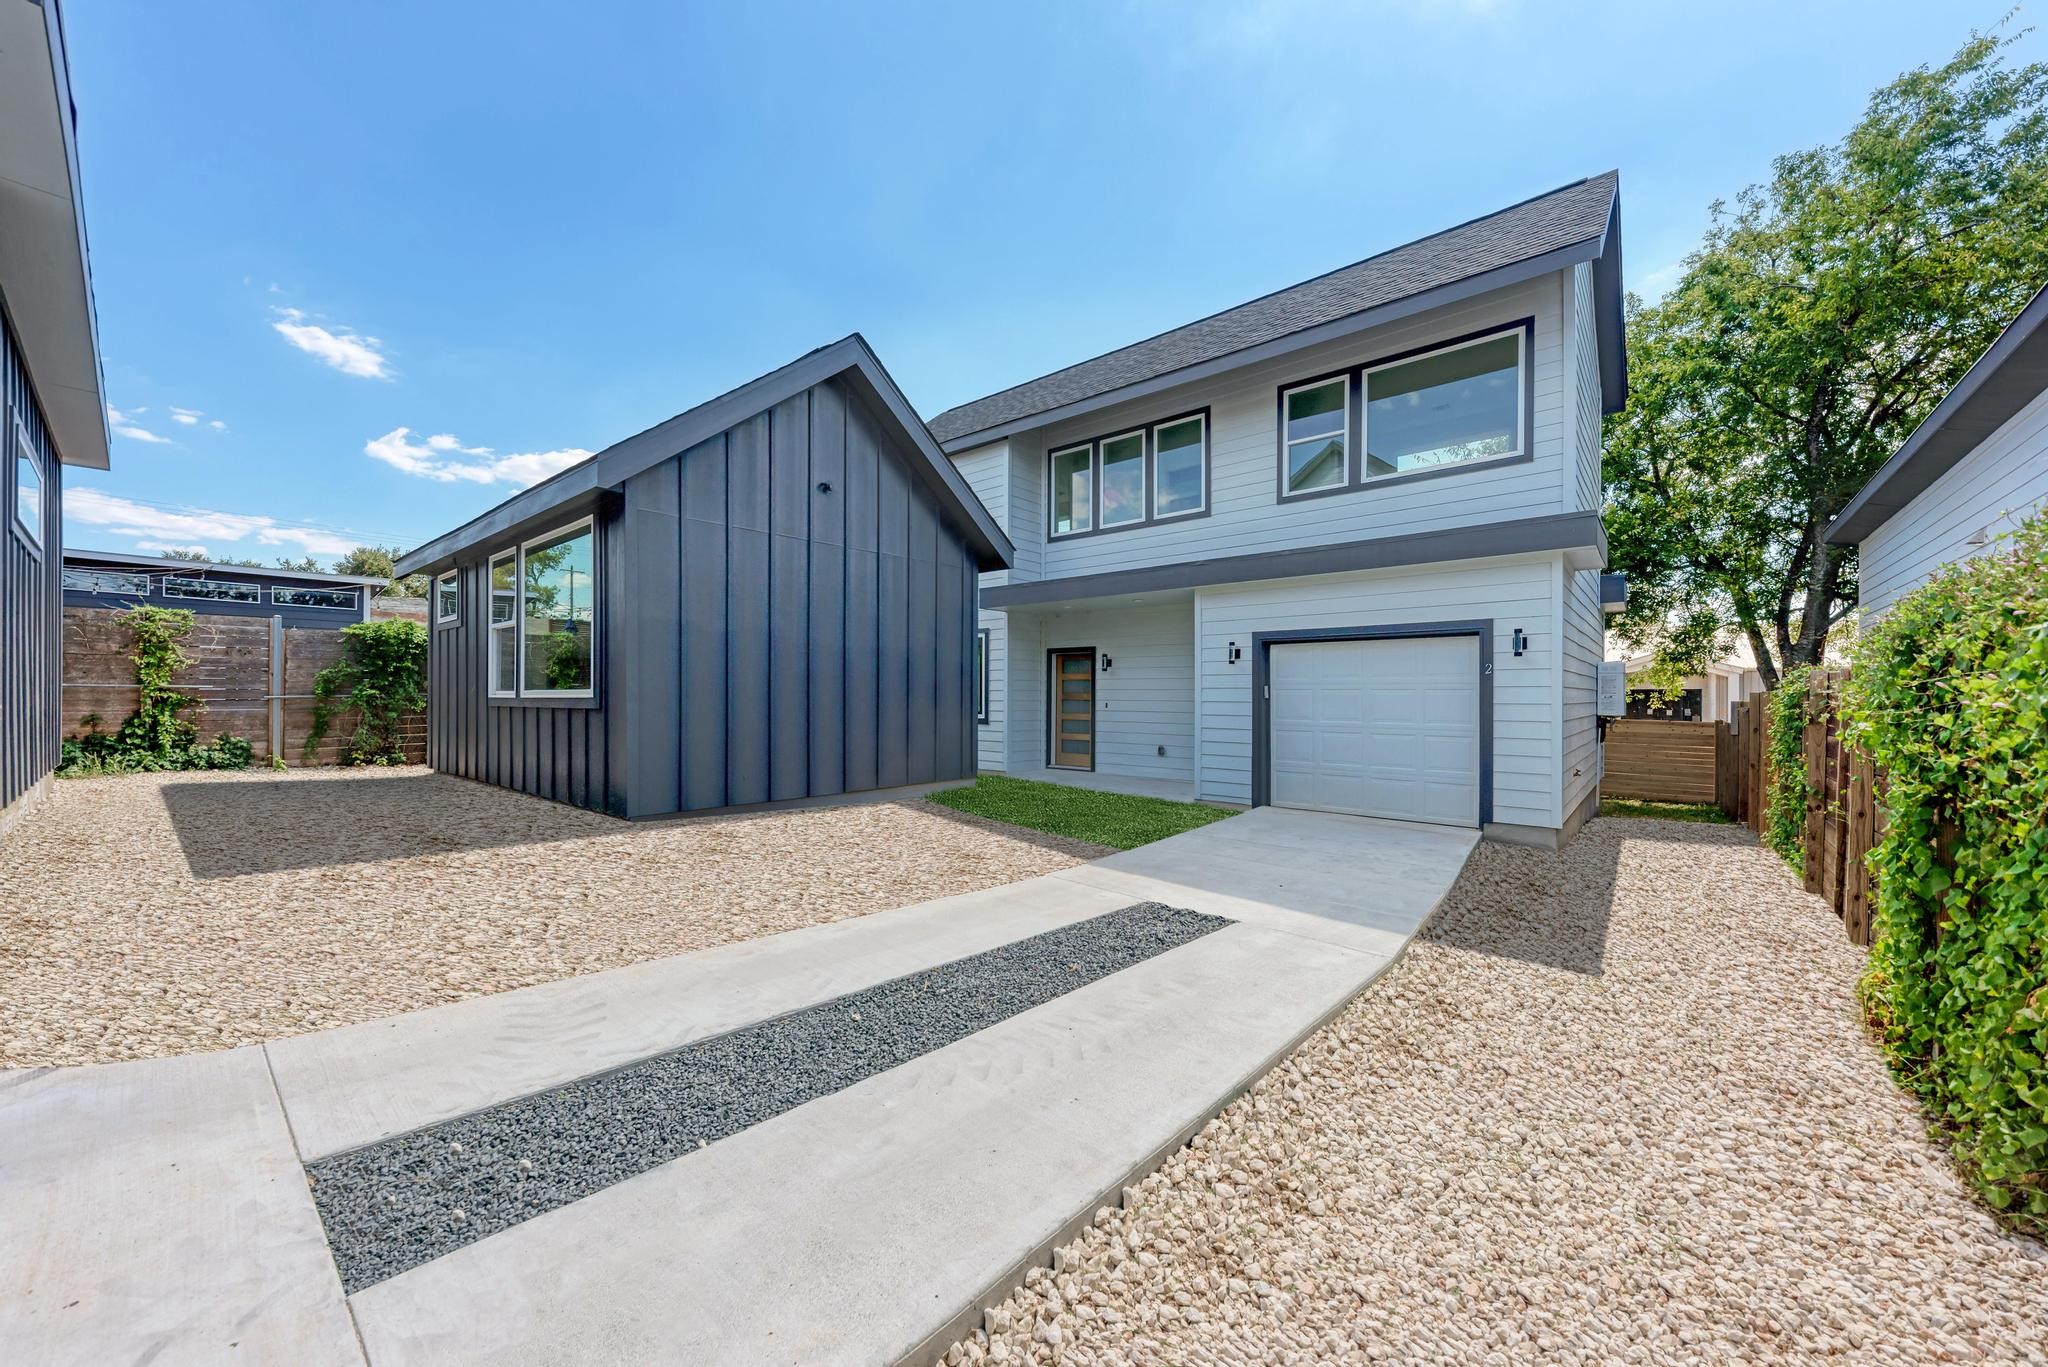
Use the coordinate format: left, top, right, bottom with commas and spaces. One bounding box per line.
928, 172, 1619, 445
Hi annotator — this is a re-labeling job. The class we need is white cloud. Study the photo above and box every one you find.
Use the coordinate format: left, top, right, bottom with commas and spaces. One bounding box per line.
170, 407, 202, 426
272, 306, 392, 380
364, 426, 591, 488
106, 405, 172, 444
66, 488, 359, 560
209, 420, 228, 431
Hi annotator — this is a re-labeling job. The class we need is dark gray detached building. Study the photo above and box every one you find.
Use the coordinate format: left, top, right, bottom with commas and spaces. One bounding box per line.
62, 549, 386, 628
394, 335, 1014, 818
2, 0, 107, 839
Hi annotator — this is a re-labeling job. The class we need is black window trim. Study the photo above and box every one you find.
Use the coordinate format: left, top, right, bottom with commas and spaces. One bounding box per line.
1044, 404, 1213, 541
1275, 316, 1536, 504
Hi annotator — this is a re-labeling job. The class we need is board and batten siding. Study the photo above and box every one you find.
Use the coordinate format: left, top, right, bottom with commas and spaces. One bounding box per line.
1, 307, 61, 830
426, 537, 621, 814
1193, 556, 1561, 827
1858, 382, 2048, 619
429, 377, 980, 818
1015, 274, 1568, 582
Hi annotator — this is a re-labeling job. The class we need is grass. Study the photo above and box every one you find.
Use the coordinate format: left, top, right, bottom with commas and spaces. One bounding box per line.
927, 774, 1235, 850
1599, 797, 1732, 824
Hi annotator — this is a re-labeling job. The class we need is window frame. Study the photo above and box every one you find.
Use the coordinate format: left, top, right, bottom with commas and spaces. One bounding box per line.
486, 516, 599, 705
975, 627, 991, 725
11, 414, 43, 554
487, 549, 518, 698
162, 575, 261, 605
1277, 373, 1353, 501
270, 584, 361, 612
1274, 317, 1535, 502
1096, 426, 1149, 529
62, 568, 152, 596
434, 570, 460, 627
1044, 405, 1211, 540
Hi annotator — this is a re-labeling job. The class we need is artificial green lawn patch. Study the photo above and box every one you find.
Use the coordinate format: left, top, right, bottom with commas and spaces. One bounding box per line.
928, 774, 1235, 851
1598, 798, 1732, 824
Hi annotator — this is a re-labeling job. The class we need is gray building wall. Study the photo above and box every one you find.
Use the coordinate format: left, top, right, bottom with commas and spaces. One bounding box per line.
2, 304, 62, 827
425, 374, 979, 818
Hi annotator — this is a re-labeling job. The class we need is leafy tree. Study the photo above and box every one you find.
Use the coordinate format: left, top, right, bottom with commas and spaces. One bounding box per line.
272, 555, 321, 572
1605, 32, 2048, 687
331, 544, 429, 598
154, 547, 210, 562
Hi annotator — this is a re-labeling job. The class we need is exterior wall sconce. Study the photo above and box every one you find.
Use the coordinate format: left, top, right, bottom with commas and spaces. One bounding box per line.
1228, 642, 1242, 663
1512, 628, 1528, 657
1100, 654, 1113, 672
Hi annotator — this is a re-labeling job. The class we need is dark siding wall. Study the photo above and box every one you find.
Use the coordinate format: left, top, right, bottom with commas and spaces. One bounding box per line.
424, 533, 618, 814
613, 375, 979, 818
1, 307, 63, 819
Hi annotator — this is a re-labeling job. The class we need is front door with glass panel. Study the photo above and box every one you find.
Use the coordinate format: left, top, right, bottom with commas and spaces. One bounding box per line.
1050, 650, 1095, 770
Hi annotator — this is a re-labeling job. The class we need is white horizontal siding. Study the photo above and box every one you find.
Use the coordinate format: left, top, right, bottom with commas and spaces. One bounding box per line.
953, 441, 1011, 588
1017, 274, 1569, 580
977, 610, 1007, 771
1194, 556, 1562, 829
1571, 262, 1602, 513
1029, 603, 1195, 782
1561, 562, 1603, 815
1859, 383, 2048, 618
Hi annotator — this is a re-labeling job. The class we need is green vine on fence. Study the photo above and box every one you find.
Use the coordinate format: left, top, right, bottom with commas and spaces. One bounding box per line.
60, 606, 254, 775
1842, 511, 2048, 1237
307, 618, 428, 765
1764, 668, 1811, 873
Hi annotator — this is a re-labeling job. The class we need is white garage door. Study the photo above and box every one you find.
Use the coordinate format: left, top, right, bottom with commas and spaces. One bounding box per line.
1268, 636, 1480, 826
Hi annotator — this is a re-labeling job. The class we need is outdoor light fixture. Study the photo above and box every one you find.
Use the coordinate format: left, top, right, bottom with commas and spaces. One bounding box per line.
1228, 641, 1242, 663
1512, 628, 1527, 657
1100, 654, 1113, 672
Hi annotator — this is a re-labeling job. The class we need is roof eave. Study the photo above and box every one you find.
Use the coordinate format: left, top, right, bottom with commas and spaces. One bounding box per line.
1826, 280, 2048, 545
934, 232, 1611, 455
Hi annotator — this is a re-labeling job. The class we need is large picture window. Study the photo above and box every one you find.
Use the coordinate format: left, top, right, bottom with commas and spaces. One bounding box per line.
519, 520, 595, 695
1277, 319, 1529, 499
1045, 408, 1209, 538
272, 585, 360, 611
163, 576, 260, 604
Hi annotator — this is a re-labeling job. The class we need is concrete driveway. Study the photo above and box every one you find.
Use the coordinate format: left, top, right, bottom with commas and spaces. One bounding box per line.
0, 806, 1477, 1367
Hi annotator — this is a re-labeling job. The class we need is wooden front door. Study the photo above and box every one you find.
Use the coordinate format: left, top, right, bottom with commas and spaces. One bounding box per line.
1050, 650, 1095, 770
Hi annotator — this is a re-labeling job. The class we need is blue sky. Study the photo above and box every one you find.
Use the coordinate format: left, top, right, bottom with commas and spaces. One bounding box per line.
61, 0, 2037, 565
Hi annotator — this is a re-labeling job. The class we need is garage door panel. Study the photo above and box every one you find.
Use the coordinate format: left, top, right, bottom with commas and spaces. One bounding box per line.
1267, 636, 1479, 827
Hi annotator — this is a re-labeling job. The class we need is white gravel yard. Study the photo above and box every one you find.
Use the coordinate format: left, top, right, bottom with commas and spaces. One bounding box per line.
0, 767, 1101, 1068
949, 817, 2048, 1367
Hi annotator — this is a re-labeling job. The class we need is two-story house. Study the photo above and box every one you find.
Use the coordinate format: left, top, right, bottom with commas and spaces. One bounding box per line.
935, 173, 1626, 849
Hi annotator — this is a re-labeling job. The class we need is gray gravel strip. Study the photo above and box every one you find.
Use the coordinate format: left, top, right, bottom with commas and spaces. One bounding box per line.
309, 901, 1229, 1293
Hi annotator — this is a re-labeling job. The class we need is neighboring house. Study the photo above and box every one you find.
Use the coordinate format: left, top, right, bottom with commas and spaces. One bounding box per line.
394, 335, 1012, 818
61, 549, 385, 628
1616, 644, 1764, 724
933, 173, 1627, 848
1827, 281, 2048, 618
1, 0, 107, 839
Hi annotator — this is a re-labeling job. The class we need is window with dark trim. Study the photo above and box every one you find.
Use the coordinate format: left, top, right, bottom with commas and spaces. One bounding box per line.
272, 585, 360, 611
975, 628, 991, 724
163, 576, 260, 604
1277, 319, 1531, 500
1045, 407, 1209, 539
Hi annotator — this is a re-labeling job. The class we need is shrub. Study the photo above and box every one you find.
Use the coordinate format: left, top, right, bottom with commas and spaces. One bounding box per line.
1843, 511, 2048, 1236
58, 606, 254, 776
308, 618, 428, 765
1764, 668, 1811, 872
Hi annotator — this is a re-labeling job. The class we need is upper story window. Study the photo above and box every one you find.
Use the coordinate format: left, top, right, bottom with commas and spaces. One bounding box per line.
435, 571, 459, 625
272, 585, 360, 611
488, 518, 597, 699
1278, 319, 1530, 500
163, 576, 260, 604
12, 417, 41, 549
63, 568, 151, 595
1046, 408, 1209, 539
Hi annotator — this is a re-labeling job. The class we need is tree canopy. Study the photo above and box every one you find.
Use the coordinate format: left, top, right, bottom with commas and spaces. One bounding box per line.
1604, 32, 2048, 686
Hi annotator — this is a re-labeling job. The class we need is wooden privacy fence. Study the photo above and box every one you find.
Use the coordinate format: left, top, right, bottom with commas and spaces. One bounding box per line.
61, 607, 424, 766
1601, 720, 1718, 802
1716, 671, 1882, 946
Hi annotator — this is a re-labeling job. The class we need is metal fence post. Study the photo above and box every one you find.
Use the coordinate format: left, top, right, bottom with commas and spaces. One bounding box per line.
269, 615, 284, 764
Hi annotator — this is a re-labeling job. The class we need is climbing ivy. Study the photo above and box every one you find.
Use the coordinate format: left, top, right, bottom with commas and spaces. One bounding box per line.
1842, 511, 2048, 1237
307, 618, 428, 765
60, 605, 254, 775
1764, 668, 1811, 872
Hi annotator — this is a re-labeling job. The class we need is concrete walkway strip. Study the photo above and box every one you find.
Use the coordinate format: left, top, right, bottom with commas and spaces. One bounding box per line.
0, 1047, 363, 1367
311, 903, 1228, 1293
